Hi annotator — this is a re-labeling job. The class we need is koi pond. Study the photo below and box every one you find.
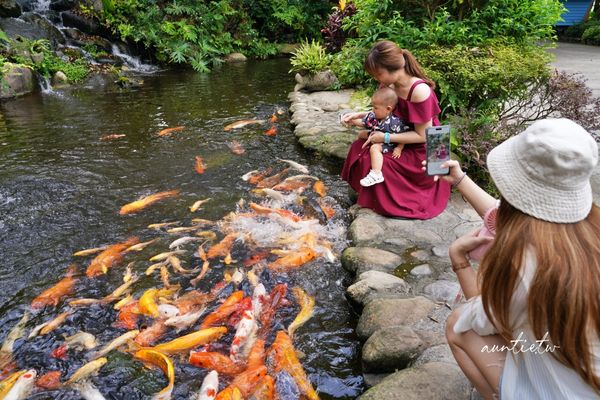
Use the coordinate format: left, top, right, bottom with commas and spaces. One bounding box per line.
0, 58, 364, 399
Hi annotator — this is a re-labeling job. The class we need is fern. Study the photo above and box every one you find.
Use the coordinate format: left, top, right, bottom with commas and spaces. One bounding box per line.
169, 41, 190, 63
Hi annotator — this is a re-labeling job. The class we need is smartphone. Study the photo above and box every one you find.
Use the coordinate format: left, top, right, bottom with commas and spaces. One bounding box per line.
426, 125, 451, 176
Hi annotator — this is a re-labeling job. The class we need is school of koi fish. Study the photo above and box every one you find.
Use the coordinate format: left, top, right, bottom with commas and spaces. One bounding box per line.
0, 116, 348, 400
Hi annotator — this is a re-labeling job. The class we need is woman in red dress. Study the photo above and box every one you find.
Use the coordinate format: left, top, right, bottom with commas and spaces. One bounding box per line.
341, 40, 450, 219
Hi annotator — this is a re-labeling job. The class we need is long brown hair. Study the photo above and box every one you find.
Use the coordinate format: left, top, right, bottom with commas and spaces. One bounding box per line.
364, 40, 435, 89
480, 200, 600, 393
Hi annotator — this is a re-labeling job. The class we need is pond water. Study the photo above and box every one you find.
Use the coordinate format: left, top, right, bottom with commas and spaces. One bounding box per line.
0, 59, 364, 399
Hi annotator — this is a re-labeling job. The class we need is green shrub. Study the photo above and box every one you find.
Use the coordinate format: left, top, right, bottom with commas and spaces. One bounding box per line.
563, 19, 600, 40
582, 24, 600, 44
417, 43, 551, 116
289, 40, 331, 75
330, 44, 370, 87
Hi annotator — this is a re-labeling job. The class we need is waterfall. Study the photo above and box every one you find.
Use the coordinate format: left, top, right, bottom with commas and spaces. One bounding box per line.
111, 45, 159, 73
32, 0, 51, 13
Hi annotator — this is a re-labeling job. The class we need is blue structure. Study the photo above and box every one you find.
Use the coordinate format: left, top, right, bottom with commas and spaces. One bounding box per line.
556, 0, 594, 26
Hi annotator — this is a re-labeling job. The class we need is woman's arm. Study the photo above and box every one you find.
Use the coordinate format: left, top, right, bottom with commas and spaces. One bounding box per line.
440, 160, 497, 217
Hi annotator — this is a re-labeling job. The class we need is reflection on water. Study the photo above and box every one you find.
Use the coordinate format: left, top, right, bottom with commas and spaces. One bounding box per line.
0, 59, 363, 399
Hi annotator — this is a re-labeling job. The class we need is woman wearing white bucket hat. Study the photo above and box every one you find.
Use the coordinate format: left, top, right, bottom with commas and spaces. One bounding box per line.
435, 118, 600, 399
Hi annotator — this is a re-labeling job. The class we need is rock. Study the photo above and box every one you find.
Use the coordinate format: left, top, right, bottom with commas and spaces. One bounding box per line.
0, 0, 21, 17
349, 216, 386, 244
357, 297, 436, 339
49, 0, 75, 11
412, 344, 456, 367
277, 43, 299, 54
1, 13, 65, 45
294, 70, 338, 92
362, 326, 426, 372
363, 373, 391, 389
61, 11, 102, 35
423, 280, 460, 304
347, 270, 410, 305
341, 247, 402, 276
14, 0, 35, 12
410, 249, 430, 261
410, 264, 432, 277
432, 245, 449, 257
0, 63, 38, 99
51, 71, 68, 86
224, 52, 247, 62
359, 362, 471, 400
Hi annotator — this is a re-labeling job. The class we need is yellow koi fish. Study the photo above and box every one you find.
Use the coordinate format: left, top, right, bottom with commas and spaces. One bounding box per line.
287, 287, 315, 338
139, 288, 179, 318
150, 327, 227, 354
119, 190, 180, 215
134, 349, 175, 400
65, 357, 107, 386
73, 246, 107, 257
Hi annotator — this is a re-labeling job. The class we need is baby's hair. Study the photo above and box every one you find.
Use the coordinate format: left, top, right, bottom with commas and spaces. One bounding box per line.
372, 87, 398, 108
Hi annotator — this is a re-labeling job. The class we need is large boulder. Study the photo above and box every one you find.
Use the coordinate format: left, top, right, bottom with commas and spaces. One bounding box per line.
356, 297, 437, 340
347, 270, 410, 306
61, 11, 102, 36
294, 70, 338, 92
341, 247, 402, 276
359, 362, 471, 400
362, 326, 427, 372
224, 52, 247, 62
0, 63, 38, 98
0, 0, 21, 17
20, 12, 66, 45
49, 0, 76, 11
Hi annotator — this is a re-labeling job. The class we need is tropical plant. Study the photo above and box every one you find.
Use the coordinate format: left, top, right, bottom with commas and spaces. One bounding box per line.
321, 1, 357, 52
289, 40, 331, 75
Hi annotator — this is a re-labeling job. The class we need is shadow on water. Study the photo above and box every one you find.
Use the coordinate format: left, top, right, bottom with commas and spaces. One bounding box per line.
0, 59, 364, 399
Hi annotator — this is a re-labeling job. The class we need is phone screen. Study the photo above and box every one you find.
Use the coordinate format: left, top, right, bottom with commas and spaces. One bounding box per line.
426, 125, 451, 176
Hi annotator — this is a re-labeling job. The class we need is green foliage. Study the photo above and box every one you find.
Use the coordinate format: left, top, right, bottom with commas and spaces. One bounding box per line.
417, 43, 551, 115
289, 40, 331, 74
93, 0, 330, 71
330, 44, 370, 87
582, 24, 600, 44
563, 19, 600, 40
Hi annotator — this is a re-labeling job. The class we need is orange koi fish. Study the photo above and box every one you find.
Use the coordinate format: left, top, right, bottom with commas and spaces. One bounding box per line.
271, 179, 310, 192
264, 126, 277, 137
150, 327, 227, 354
114, 300, 140, 330
249, 375, 274, 400
242, 250, 271, 268
256, 168, 289, 188
227, 141, 246, 155
134, 320, 167, 347
230, 365, 268, 397
267, 331, 319, 400
268, 248, 316, 272
215, 386, 243, 400
247, 338, 266, 369
189, 351, 244, 375
36, 370, 62, 390
100, 134, 126, 141
134, 349, 175, 399
269, 114, 278, 123
119, 190, 180, 215
249, 203, 302, 222
318, 198, 335, 220
200, 291, 244, 328
31, 265, 78, 309
206, 233, 237, 259
243, 167, 273, 185
223, 119, 265, 132
313, 180, 327, 197
158, 126, 185, 136
174, 290, 211, 314
86, 237, 139, 277
258, 284, 287, 336
195, 156, 207, 174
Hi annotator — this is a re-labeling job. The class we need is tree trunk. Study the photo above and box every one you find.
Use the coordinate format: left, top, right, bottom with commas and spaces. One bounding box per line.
593, 0, 600, 20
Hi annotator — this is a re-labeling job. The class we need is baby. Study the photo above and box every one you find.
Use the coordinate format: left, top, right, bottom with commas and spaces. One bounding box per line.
345, 87, 410, 187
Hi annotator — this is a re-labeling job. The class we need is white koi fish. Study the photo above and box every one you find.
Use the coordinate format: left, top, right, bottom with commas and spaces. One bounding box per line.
169, 236, 201, 249
3, 369, 36, 400
230, 309, 257, 363
192, 370, 219, 400
72, 380, 107, 400
90, 331, 139, 359
164, 308, 205, 332
252, 283, 267, 320
276, 158, 309, 174
64, 331, 98, 350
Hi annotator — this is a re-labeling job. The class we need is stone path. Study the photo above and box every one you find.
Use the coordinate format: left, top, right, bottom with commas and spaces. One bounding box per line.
288, 66, 600, 398
549, 42, 600, 98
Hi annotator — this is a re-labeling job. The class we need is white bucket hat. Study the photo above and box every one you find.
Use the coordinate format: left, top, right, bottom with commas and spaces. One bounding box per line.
487, 118, 598, 223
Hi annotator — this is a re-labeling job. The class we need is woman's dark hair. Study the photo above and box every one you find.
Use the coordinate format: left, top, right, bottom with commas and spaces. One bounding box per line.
364, 40, 435, 89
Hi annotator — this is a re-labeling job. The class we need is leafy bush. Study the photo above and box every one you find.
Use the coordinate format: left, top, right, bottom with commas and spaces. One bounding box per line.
330, 44, 370, 87
417, 43, 551, 116
289, 40, 331, 75
582, 24, 600, 44
452, 71, 600, 191
321, 1, 357, 52
563, 19, 600, 40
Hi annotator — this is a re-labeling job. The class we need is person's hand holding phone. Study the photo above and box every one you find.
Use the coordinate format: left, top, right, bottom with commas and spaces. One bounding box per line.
421, 159, 464, 185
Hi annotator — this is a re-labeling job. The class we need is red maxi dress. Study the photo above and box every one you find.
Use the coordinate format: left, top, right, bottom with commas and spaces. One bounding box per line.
341, 80, 451, 219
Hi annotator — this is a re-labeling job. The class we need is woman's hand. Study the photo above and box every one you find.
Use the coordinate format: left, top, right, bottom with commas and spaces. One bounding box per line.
361, 131, 385, 149
421, 159, 464, 185
449, 229, 492, 265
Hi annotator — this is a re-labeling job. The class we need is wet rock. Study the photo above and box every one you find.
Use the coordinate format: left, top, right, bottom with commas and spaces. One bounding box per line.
0, 63, 37, 99
224, 52, 247, 62
347, 270, 410, 305
412, 344, 456, 367
61, 10, 101, 35
410, 264, 432, 277
14, 0, 34, 12
362, 326, 426, 372
49, 0, 75, 11
294, 70, 338, 92
363, 372, 391, 389
359, 362, 471, 400
357, 297, 436, 339
341, 247, 402, 276
423, 280, 460, 304
1, 13, 64, 44
0, 0, 21, 17
51, 70, 68, 86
